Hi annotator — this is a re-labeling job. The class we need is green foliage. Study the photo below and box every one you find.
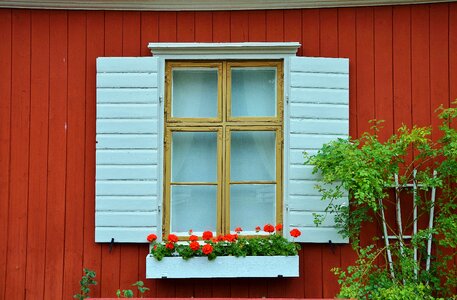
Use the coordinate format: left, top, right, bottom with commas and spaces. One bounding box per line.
116, 288, 134, 298
73, 268, 97, 300
306, 102, 457, 298
132, 281, 149, 298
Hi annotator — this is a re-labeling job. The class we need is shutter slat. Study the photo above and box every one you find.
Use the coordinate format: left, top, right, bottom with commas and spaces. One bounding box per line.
287, 56, 349, 243
96, 56, 161, 243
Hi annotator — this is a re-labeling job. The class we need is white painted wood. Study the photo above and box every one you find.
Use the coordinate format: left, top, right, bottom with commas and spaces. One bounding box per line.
97, 104, 158, 119
2, 0, 451, 11
148, 42, 301, 60
97, 119, 158, 134
146, 255, 299, 279
96, 150, 157, 165
96, 165, 157, 180
96, 196, 157, 211
96, 181, 158, 196
96, 56, 161, 243
96, 134, 158, 149
97, 88, 158, 104
286, 56, 349, 243
96, 211, 158, 227
290, 87, 349, 104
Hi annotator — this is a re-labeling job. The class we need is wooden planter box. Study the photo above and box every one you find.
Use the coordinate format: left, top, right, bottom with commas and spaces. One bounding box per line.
146, 255, 299, 278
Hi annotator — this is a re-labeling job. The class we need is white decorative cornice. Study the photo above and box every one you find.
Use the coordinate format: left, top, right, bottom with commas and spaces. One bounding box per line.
0, 0, 454, 11
148, 42, 301, 59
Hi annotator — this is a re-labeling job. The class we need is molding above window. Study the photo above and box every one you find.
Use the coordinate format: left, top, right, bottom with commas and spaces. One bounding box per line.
148, 42, 301, 60
0, 0, 452, 11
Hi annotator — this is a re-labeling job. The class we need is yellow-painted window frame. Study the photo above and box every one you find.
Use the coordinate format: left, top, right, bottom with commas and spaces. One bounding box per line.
163, 60, 284, 240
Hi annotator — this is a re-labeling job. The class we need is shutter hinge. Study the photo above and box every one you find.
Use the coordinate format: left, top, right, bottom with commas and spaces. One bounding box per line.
286, 95, 289, 104
158, 205, 161, 213
159, 96, 163, 104
285, 203, 289, 212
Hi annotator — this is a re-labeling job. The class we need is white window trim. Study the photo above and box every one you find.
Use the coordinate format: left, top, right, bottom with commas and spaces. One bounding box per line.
149, 42, 300, 237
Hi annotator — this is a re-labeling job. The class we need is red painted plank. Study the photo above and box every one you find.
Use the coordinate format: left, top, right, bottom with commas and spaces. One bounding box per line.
105, 12, 123, 56
322, 245, 340, 298
451, 3, 457, 103
159, 12, 177, 42
282, 247, 305, 297
374, 6, 394, 139
213, 11, 230, 42
303, 245, 323, 298
284, 10, 301, 55
4, 10, 31, 299
355, 7, 379, 251
84, 10, 104, 298
24, 10, 50, 300
43, 11, 68, 300
338, 8, 357, 138
337, 8, 358, 275
123, 12, 141, 56
231, 11, 249, 42
140, 12, 159, 56
195, 12, 213, 42
393, 6, 412, 133
319, 8, 338, 57
302, 9, 320, 56
230, 278, 249, 297
411, 5, 431, 128
266, 10, 283, 42
101, 9, 123, 298
138, 245, 156, 298
120, 246, 140, 297
62, 11, 87, 299
248, 10, 266, 42
430, 3, 449, 139
0, 9, 12, 299
177, 12, 195, 42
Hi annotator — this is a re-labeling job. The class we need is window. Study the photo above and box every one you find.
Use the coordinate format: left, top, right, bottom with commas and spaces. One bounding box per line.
163, 61, 284, 238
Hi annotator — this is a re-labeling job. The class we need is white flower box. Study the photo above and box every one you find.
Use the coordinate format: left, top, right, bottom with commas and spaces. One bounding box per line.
146, 255, 299, 278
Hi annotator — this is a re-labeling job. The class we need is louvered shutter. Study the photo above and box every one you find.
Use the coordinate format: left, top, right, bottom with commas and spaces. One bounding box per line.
286, 56, 349, 243
96, 57, 161, 243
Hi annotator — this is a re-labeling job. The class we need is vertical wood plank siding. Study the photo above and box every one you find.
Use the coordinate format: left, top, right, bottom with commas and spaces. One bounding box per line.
0, 4, 456, 299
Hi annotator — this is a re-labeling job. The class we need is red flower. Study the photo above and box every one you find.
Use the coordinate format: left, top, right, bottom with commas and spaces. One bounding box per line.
189, 235, 198, 242
202, 244, 213, 255
189, 241, 200, 251
275, 224, 283, 232
167, 234, 178, 243
188, 229, 193, 235
153, 245, 157, 250
216, 235, 225, 242
263, 224, 275, 233
224, 234, 237, 242
234, 227, 242, 233
165, 242, 174, 250
255, 226, 261, 232
147, 233, 157, 242
290, 228, 301, 238
202, 231, 213, 240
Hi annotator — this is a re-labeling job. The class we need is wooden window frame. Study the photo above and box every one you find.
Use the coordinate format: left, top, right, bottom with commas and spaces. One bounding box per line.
163, 60, 284, 239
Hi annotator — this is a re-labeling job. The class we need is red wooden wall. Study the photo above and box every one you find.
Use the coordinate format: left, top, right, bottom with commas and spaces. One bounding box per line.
0, 3, 456, 299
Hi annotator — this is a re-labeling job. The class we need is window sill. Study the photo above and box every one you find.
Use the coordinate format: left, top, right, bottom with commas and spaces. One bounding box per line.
146, 255, 299, 278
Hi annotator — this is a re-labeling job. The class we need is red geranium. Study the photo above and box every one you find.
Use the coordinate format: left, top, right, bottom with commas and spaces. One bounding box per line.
167, 234, 178, 243
188, 229, 193, 235
216, 235, 225, 242
202, 244, 213, 255
234, 227, 242, 233
275, 224, 283, 232
189, 241, 200, 251
224, 234, 237, 242
202, 231, 213, 240
290, 228, 301, 238
255, 226, 261, 232
263, 224, 275, 233
147, 233, 157, 242
165, 242, 174, 250
189, 235, 198, 242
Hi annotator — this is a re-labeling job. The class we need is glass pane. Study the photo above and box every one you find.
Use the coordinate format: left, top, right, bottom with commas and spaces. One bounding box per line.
231, 131, 276, 181
230, 184, 275, 230
172, 69, 218, 118
231, 68, 276, 117
171, 185, 217, 233
172, 131, 217, 182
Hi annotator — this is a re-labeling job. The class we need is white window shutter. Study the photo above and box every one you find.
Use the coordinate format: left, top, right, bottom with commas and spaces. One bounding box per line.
96, 57, 161, 243
286, 56, 349, 243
